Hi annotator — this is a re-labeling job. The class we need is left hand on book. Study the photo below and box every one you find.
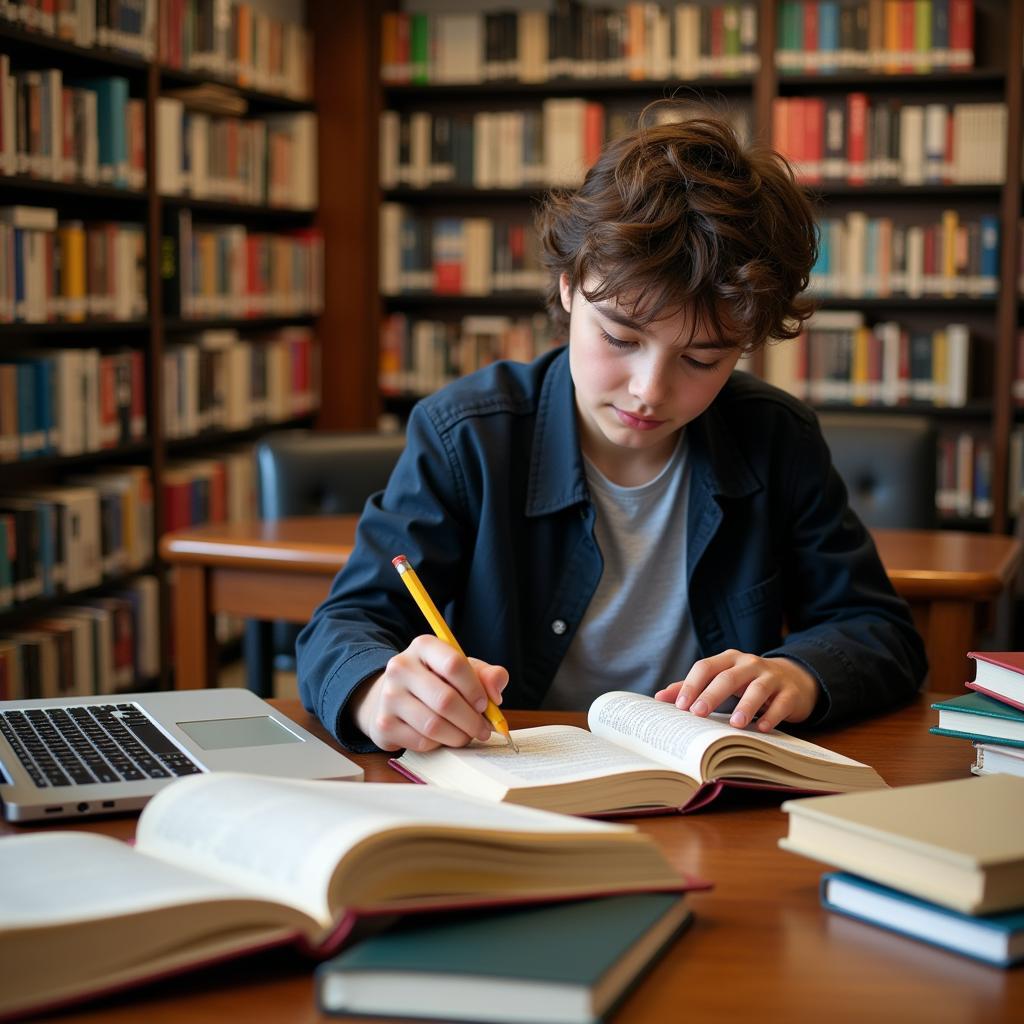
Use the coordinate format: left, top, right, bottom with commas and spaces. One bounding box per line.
655, 651, 820, 732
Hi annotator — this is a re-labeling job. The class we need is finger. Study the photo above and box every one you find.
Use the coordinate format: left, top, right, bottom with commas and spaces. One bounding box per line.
755, 690, 798, 733
654, 682, 683, 702
673, 651, 743, 710
688, 662, 760, 718
393, 689, 489, 747
728, 677, 777, 729
362, 701, 441, 753
411, 635, 491, 712
469, 659, 510, 704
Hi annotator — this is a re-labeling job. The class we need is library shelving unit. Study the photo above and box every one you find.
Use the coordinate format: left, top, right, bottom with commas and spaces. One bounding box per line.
0, 6, 321, 692
317, 0, 1024, 537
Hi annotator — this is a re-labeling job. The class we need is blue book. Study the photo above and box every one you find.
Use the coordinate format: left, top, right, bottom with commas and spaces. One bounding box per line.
930, 691, 1024, 748
978, 215, 999, 293
818, 2, 840, 72
78, 77, 129, 187
822, 872, 1024, 967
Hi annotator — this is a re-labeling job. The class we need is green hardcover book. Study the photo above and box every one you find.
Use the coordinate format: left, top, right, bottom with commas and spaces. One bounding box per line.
410, 12, 431, 84
930, 691, 1024, 748
315, 893, 692, 1023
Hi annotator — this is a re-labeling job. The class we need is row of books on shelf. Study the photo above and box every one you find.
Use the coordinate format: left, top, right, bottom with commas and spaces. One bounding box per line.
158, 0, 312, 101
809, 210, 998, 299
163, 326, 318, 438
379, 313, 559, 398
0, 206, 146, 323
0, 347, 145, 462
763, 311, 970, 407
0, 0, 156, 59
0, 575, 160, 700
161, 209, 323, 319
0, 65, 145, 189
380, 205, 546, 298
155, 102, 317, 209
161, 447, 256, 534
380, 100, 749, 192
773, 96, 1006, 186
0, 466, 153, 607
776, 0, 975, 73
380, 1, 978, 87
381, 4, 760, 87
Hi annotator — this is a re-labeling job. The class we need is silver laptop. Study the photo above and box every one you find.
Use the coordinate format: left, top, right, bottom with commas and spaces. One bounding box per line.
0, 688, 363, 823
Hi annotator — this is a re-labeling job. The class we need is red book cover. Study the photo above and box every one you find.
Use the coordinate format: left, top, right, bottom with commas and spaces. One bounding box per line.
899, 0, 915, 71
772, 98, 788, 158
949, 0, 974, 68
99, 357, 117, 448
846, 93, 868, 184
209, 462, 227, 523
710, 5, 724, 72
583, 102, 605, 172
805, 97, 824, 184
966, 652, 1024, 711
803, 0, 820, 73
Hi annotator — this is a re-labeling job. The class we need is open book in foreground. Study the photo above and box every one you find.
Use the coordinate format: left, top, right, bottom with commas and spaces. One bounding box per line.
392, 691, 887, 816
0, 771, 693, 1020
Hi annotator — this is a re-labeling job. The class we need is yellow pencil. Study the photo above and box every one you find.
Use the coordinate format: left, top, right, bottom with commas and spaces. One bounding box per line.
392, 554, 518, 753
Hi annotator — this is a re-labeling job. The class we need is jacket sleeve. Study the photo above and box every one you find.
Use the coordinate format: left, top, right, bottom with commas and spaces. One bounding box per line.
295, 404, 471, 751
761, 412, 929, 727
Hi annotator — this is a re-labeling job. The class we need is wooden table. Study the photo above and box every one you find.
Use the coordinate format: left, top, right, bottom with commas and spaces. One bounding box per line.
160, 517, 1022, 694
6, 696, 1018, 1023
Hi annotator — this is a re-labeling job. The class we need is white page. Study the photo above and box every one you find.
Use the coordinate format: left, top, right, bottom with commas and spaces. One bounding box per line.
136, 774, 633, 925
588, 691, 866, 780
0, 833, 252, 929
406, 725, 664, 787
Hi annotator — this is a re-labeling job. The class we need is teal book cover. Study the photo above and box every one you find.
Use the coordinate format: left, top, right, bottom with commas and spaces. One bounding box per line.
316, 893, 692, 1023
931, 691, 1024, 748
821, 872, 1024, 967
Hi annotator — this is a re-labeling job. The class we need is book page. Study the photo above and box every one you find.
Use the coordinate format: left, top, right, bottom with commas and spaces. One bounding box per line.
136, 773, 631, 926
588, 691, 868, 781
0, 832, 253, 930
403, 725, 665, 790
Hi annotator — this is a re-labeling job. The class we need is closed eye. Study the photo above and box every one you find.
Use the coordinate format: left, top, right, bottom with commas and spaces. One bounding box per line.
599, 327, 635, 351
684, 356, 722, 372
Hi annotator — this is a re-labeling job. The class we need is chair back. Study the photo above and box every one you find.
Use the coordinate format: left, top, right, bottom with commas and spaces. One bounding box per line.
255, 430, 406, 519
245, 430, 405, 694
817, 412, 937, 529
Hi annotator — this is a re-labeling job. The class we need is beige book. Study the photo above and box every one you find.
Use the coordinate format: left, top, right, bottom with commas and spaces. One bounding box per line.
779, 774, 1024, 914
0, 771, 686, 1019
394, 692, 886, 817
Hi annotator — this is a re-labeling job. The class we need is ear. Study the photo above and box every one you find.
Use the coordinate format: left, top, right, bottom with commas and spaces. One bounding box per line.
558, 273, 573, 314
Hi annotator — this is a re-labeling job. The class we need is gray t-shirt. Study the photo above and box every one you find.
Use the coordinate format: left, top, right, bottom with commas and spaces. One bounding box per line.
542, 433, 699, 711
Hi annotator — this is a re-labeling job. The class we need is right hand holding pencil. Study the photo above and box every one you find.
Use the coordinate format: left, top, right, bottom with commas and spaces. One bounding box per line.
351, 635, 509, 752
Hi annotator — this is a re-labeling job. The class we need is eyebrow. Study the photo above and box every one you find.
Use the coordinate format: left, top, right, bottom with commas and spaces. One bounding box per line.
592, 302, 736, 350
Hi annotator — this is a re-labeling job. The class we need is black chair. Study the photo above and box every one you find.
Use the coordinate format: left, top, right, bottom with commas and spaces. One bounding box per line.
817, 412, 937, 530
245, 430, 406, 696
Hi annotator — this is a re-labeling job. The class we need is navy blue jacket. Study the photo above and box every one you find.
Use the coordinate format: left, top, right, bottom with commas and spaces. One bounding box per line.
296, 347, 927, 751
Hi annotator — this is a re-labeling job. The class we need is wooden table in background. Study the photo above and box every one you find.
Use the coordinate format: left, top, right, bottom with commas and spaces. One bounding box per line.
4, 697, 1018, 1023
160, 517, 1022, 694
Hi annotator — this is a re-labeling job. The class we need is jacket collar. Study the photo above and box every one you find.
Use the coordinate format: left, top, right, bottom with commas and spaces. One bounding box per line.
525, 352, 761, 516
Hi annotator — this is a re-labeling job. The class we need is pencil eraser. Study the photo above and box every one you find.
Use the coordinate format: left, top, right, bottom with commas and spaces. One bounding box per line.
392, 555, 408, 568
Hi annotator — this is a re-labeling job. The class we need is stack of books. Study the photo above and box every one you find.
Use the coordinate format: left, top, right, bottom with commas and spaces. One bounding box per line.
931, 652, 1024, 780
779, 774, 1024, 967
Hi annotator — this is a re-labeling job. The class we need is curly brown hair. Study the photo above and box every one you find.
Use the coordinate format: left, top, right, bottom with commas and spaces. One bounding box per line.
536, 104, 818, 351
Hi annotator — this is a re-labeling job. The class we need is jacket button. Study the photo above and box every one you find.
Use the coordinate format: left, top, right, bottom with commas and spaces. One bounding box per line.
551, 619, 567, 635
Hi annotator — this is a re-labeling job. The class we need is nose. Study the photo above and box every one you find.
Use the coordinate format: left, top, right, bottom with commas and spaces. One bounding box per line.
630, 357, 671, 409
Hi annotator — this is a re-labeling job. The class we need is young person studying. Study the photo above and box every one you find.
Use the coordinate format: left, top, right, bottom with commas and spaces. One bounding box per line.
296, 107, 928, 756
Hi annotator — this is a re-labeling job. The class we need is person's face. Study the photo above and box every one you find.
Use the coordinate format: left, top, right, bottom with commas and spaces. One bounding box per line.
561, 274, 743, 486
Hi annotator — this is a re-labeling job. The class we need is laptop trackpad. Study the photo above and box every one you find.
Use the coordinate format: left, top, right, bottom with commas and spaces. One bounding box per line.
176, 716, 301, 751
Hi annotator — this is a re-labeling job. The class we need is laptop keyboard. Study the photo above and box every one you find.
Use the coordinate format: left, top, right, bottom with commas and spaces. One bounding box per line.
0, 704, 202, 788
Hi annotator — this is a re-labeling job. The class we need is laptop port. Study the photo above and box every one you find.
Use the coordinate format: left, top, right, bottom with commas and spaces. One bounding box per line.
101, 800, 115, 808
44, 806, 63, 814
76, 803, 88, 812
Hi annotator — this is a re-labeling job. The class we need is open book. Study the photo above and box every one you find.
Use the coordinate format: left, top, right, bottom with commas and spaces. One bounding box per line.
0, 771, 691, 1019
392, 691, 887, 816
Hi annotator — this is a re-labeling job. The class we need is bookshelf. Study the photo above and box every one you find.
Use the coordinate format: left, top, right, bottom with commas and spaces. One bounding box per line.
315, 0, 1024, 536
0, 1, 323, 698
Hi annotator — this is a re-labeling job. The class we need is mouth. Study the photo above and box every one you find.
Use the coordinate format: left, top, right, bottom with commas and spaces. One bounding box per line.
613, 407, 667, 431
